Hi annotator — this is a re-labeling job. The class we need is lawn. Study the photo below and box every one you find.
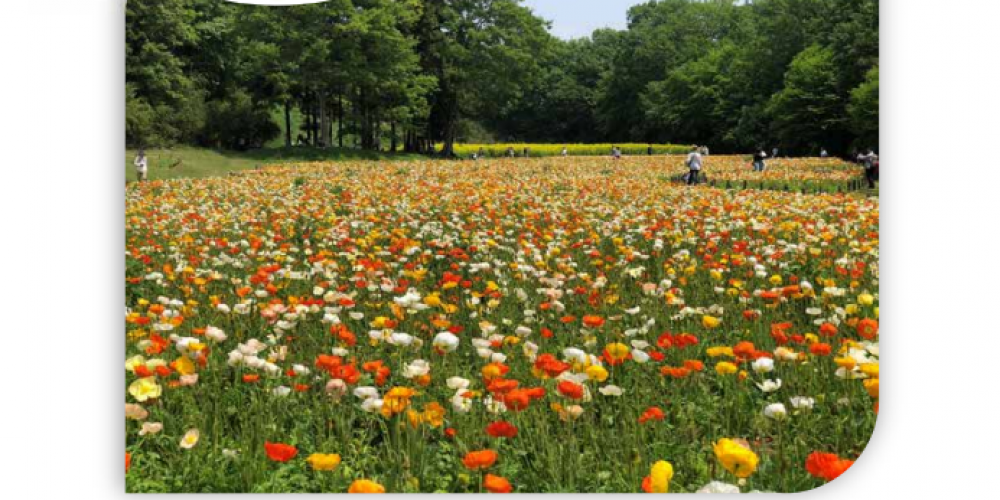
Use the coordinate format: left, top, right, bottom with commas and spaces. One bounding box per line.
124, 147, 425, 182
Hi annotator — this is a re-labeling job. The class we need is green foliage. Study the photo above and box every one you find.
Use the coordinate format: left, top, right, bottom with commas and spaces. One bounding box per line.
125, 0, 879, 155
202, 90, 280, 150
848, 66, 879, 150
767, 45, 849, 154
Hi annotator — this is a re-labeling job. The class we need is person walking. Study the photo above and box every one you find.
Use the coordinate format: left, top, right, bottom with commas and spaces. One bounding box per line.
612, 146, 622, 160
857, 148, 879, 188
772, 147, 779, 159
820, 148, 829, 158
134, 149, 149, 182
752, 147, 768, 172
685, 146, 703, 185
561, 146, 568, 157
647, 144, 654, 156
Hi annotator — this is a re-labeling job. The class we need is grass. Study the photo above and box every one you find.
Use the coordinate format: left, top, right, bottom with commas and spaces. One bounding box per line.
125, 147, 425, 182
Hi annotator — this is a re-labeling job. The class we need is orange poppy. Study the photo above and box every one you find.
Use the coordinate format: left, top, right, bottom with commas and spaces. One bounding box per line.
463, 449, 498, 470
484, 474, 512, 493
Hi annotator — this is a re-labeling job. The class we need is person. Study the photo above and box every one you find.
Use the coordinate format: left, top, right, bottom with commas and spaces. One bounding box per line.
523, 147, 530, 158
700, 145, 710, 157
772, 147, 779, 159
752, 147, 767, 172
647, 144, 654, 156
134, 149, 148, 182
820, 148, 829, 158
612, 146, 622, 160
685, 146, 703, 185
561, 146, 568, 157
506, 146, 515, 158
857, 148, 879, 188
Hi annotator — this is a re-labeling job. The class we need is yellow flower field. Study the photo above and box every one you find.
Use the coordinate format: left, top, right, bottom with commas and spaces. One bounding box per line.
125, 157, 878, 493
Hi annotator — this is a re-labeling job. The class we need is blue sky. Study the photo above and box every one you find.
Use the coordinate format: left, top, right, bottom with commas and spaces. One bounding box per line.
522, 0, 648, 39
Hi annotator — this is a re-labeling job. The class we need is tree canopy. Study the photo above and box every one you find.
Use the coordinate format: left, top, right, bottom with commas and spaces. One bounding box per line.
126, 0, 879, 155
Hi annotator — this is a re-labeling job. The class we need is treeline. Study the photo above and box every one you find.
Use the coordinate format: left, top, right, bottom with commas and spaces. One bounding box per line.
126, 0, 878, 156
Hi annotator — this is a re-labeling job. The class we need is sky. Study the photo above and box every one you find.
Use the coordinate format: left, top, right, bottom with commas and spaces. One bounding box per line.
522, 0, 648, 40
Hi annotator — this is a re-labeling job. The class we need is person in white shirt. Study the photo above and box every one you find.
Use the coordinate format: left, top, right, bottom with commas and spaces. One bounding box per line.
561, 146, 568, 157
134, 149, 148, 182
686, 146, 703, 185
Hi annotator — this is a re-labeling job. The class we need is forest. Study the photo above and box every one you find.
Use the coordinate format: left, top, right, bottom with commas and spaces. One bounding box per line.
126, 0, 878, 156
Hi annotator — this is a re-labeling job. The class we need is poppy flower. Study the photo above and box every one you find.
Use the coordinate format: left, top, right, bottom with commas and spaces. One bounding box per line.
306, 453, 341, 471
463, 449, 498, 470
126, 452, 131, 473
264, 442, 298, 462
556, 380, 585, 400
713, 439, 758, 479
348, 479, 386, 493
805, 451, 854, 481
485, 421, 518, 439
484, 474, 512, 493
857, 318, 878, 339
582, 315, 605, 328
641, 460, 674, 493
638, 406, 665, 424
809, 343, 832, 356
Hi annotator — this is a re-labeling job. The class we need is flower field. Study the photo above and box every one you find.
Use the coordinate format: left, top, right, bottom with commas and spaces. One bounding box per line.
125, 157, 878, 493
448, 143, 693, 157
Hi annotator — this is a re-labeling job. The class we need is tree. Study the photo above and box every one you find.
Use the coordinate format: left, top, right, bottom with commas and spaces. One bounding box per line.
420, 0, 552, 156
848, 65, 879, 150
767, 45, 849, 154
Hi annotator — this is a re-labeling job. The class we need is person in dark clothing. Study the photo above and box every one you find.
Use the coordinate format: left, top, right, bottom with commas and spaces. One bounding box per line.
857, 148, 879, 188
647, 145, 654, 156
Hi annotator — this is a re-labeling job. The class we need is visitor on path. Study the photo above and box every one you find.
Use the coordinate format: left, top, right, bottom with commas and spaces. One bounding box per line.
700, 145, 710, 156
820, 148, 829, 158
686, 146, 703, 185
858, 148, 879, 189
134, 149, 148, 182
647, 145, 654, 156
507, 147, 515, 158
612, 146, 622, 160
753, 148, 768, 172
561, 146, 568, 157
772, 147, 780, 159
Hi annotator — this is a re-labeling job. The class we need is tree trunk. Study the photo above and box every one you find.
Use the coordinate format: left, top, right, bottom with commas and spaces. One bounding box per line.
318, 93, 329, 148
390, 122, 397, 152
337, 92, 344, 148
284, 100, 292, 148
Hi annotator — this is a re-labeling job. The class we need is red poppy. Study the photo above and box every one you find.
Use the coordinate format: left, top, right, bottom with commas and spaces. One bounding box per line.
556, 380, 584, 400
444, 427, 457, 439
264, 442, 298, 462
819, 322, 839, 337
243, 374, 260, 383
126, 452, 131, 473
638, 406, 665, 424
485, 421, 519, 439
805, 451, 854, 482
809, 343, 832, 356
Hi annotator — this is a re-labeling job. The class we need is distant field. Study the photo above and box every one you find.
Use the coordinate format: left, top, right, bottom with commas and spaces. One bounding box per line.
447, 143, 693, 157
124, 147, 424, 182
